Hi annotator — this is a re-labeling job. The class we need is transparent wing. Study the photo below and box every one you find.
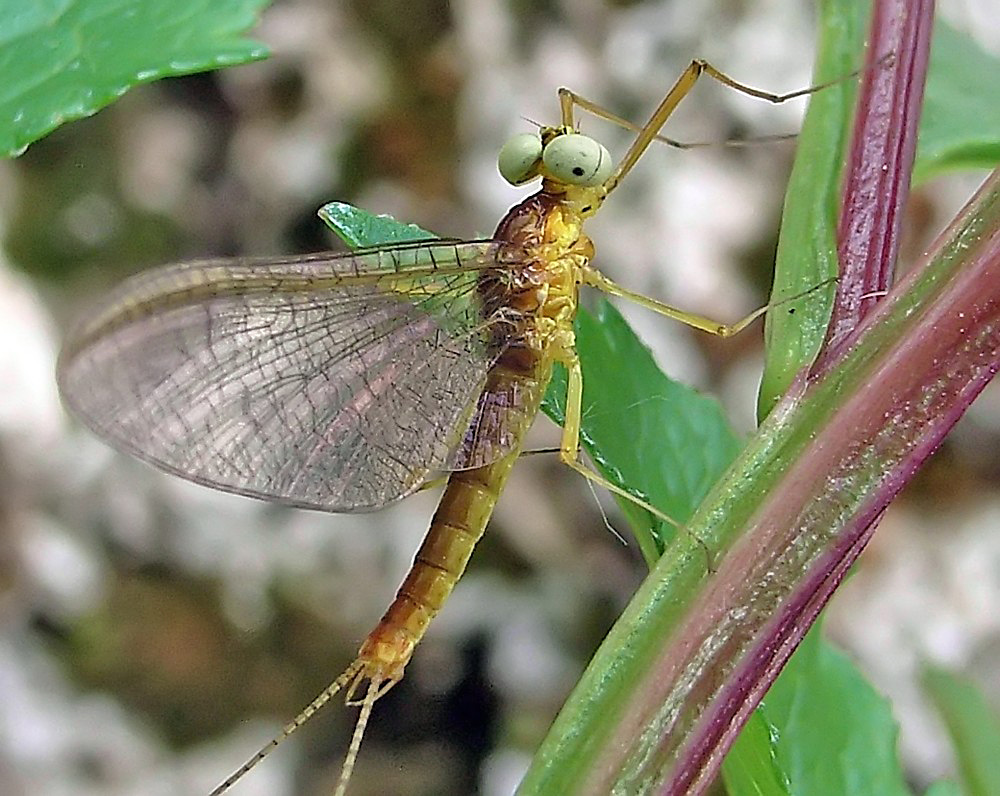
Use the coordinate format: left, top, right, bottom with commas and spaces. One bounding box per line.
57, 241, 526, 512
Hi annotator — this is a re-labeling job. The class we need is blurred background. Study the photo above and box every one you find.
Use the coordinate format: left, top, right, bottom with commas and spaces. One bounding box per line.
2, 0, 999, 794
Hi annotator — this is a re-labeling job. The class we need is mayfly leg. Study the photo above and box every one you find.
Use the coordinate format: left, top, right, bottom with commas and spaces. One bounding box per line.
555, 91, 795, 150
557, 278, 836, 565
553, 349, 703, 549
583, 260, 838, 337
558, 58, 855, 196
581, 265, 772, 338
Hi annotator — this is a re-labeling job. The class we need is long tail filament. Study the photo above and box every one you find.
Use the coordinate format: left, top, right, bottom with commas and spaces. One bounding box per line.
333, 675, 384, 796
208, 660, 366, 796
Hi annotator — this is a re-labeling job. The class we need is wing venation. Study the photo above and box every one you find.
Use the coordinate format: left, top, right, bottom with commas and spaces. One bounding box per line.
58, 241, 531, 511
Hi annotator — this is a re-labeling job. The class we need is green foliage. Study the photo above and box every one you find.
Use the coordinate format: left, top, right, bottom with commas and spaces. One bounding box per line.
724, 626, 914, 796
0, 0, 269, 158
318, 201, 437, 247
757, 0, 867, 416
923, 665, 1000, 796
542, 304, 742, 564
724, 632, 986, 796
924, 784, 963, 796
759, 10, 1000, 417
723, 711, 793, 796
739, 15, 1000, 794
915, 22, 1000, 184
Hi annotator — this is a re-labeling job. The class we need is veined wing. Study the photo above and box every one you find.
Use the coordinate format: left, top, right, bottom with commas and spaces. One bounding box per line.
57, 241, 525, 512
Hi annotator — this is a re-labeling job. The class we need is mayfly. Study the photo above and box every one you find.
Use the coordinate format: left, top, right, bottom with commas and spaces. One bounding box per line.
57, 60, 821, 794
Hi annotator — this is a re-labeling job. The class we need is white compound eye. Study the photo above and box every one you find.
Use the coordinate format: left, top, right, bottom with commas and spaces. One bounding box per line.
498, 132, 543, 185
541, 133, 612, 186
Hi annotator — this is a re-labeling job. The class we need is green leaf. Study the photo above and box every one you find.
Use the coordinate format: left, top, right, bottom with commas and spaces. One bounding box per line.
722, 710, 792, 796
924, 782, 963, 796
0, 0, 269, 158
914, 22, 1000, 184
318, 201, 436, 247
923, 665, 1000, 796
757, 0, 866, 417
542, 303, 743, 565
725, 627, 913, 796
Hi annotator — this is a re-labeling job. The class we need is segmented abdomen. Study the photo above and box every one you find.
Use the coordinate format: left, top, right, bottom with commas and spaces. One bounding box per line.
357, 355, 551, 681
357, 188, 566, 681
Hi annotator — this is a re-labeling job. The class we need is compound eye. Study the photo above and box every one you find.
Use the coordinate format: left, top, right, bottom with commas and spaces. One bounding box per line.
541, 133, 612, 186
498, 132, 543, 185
